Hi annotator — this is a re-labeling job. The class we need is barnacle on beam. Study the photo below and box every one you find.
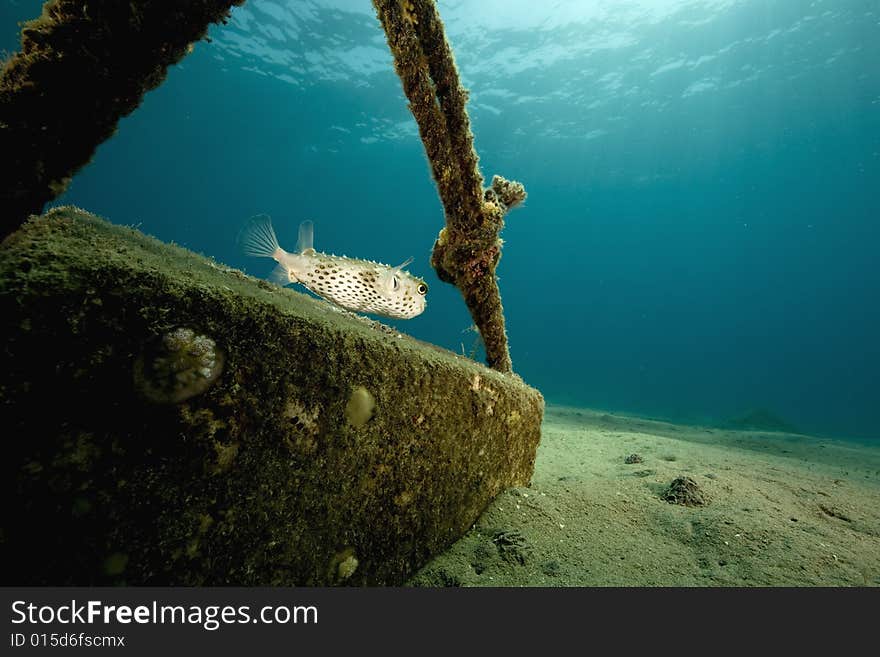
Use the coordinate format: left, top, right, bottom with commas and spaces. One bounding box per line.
372, 0, 526, 373
133, 327, 224, 404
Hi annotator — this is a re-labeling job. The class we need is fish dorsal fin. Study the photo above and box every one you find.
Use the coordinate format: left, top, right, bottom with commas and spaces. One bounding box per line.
297, 220, 315, 254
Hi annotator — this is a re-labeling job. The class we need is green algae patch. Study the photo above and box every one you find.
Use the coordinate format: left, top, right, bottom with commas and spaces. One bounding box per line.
0, 207, 543, 585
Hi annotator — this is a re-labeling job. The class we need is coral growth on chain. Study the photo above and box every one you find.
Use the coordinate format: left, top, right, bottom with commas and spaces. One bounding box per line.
372, 0, 527, 373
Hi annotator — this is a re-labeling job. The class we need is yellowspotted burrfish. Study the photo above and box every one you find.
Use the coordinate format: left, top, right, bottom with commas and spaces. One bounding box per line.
238, 215, 428, 319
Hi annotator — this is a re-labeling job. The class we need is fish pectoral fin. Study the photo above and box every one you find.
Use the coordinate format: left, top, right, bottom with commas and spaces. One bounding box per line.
378, 269, 396, 293
378, 257, 414, 293
393, 256, 414, 272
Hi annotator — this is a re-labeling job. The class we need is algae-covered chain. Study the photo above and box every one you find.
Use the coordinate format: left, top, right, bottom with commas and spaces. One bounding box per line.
372, 0, 526, 372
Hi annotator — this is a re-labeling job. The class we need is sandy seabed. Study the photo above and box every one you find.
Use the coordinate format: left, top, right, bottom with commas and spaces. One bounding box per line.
411, 404, 880, 586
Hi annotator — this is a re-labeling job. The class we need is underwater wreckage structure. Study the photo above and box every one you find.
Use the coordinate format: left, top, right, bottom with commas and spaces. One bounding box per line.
0, 1, 543, 584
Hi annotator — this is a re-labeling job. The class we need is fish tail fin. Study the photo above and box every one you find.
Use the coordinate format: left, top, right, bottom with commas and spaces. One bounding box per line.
238, 214, 283, 259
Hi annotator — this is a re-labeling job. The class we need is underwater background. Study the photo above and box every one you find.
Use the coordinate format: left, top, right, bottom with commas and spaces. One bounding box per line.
3, 0, 878, 440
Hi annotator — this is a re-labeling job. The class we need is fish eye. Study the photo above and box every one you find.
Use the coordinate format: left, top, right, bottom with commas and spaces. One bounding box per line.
417, 283, 428, 295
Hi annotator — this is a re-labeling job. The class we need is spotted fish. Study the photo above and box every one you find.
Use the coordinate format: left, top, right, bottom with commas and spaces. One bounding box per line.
238, 215, 428, 319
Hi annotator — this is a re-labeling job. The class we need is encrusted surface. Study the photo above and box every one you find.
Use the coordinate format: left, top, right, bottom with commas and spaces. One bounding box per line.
0, 207, 543, 585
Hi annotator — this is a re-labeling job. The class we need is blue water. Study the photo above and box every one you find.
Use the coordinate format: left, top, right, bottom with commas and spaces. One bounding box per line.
3, 0, 878, 439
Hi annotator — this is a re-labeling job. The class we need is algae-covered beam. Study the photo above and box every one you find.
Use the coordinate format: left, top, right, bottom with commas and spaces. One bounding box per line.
0, 0, 245, 239
1, 206, 544, 585
372, 0, 526, 374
